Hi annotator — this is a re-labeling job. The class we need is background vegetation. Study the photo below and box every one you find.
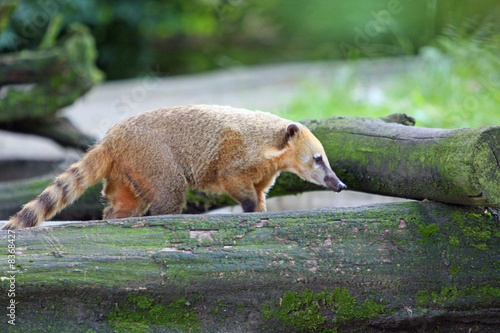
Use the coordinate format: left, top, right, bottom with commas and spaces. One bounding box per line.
0, 0, 499, 128
283, 27, 500, 128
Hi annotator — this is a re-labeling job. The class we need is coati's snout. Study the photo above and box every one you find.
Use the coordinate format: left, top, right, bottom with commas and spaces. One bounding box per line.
318, 158, 346, 192
324, 174, 347, 193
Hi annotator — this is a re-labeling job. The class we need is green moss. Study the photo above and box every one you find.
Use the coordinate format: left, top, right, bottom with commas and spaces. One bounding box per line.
262, 288, 385, 332
449, 262, 461, 276
416, 287, 460, 308
107, 294, 201, 333
451, 209, 499, 251
472, 243, 489, 251
449, 236, 460, 247
416, 285, 500, 309
262, 289, 326, 332
417, 223, 441, 243
415, 290, 431, 308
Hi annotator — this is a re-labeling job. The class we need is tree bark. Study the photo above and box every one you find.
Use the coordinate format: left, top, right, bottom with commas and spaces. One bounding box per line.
1, 114, 499, 220
0, 22, 103, 148
0, 201, 499, 332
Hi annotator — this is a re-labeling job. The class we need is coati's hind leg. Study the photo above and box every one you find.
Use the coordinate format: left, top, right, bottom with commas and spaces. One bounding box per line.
149, 187, 187, 215
148, 175, 188, 215
102, 176, 151, 219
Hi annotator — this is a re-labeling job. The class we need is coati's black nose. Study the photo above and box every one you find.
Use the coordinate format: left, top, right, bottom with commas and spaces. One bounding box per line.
324, 176, 347, 192
336, 181, 347, 193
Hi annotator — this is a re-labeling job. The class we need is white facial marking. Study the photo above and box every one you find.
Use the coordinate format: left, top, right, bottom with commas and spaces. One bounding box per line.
313, 153, 322, 159
301, 154, 311, 163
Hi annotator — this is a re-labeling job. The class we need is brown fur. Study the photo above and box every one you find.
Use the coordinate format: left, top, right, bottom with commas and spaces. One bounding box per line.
2, 105, 345, 230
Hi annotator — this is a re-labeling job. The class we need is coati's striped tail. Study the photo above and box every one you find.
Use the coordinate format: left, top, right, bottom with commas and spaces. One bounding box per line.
2, 145, 111, 230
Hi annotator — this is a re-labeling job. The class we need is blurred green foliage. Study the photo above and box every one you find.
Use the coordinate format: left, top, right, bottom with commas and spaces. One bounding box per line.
282, 23, 500, 128
0, 0, 498, 128
1, 0, 498, 80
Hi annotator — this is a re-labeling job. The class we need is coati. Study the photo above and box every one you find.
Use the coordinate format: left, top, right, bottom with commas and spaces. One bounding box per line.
2, 105, 346, 230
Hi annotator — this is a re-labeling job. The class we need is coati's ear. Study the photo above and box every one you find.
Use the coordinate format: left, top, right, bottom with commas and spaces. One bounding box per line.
286, 123, 301, 141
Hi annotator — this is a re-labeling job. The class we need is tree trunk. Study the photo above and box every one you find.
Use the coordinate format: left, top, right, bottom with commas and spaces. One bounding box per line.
1, 114, 499, 220
1, 201, 499, 332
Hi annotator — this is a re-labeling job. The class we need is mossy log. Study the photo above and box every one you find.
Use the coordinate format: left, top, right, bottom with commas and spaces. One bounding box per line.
0, 201, 499, 332
279, 115, 500, 208
0, 22, 102, 148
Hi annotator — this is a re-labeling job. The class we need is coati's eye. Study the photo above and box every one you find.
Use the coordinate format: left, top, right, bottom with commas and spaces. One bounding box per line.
313, 153, 323, 164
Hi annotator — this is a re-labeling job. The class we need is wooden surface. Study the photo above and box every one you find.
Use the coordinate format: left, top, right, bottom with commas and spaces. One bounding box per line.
1, 201, 499, 332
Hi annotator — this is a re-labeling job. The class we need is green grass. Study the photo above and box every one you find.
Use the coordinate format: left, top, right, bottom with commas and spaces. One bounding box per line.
280, 24, 500, 129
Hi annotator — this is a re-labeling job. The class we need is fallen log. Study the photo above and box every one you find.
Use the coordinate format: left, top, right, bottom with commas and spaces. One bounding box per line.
296, 116, 500, 207
0, 116, 96, 149
0, 201, 498, 332
1, 114, 499, 220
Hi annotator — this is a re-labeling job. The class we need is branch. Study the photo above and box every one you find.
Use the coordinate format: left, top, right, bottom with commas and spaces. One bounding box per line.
0, 22, 103, 149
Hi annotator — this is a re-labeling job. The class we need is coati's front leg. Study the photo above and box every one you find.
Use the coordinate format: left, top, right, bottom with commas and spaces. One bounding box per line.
253, 173, 280, 212
247, 189, 268, 212
222, 179, 260, 212
222, 175, 276, 212
235, 190, 260, 213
